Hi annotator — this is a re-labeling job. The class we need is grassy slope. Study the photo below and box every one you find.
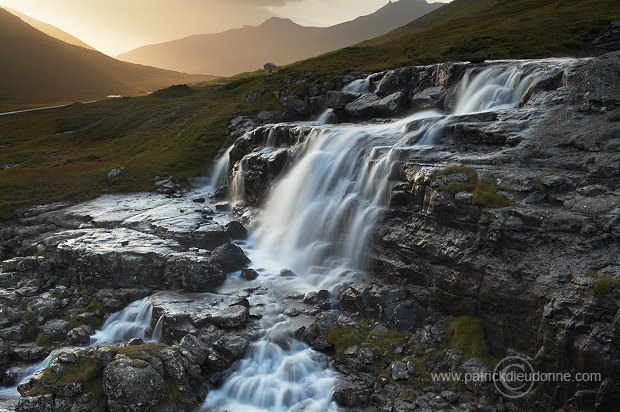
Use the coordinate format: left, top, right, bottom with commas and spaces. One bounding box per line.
1, 0, 619, 223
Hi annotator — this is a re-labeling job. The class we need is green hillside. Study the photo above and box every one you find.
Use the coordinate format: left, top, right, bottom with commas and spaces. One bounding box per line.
1, 0, 618, 223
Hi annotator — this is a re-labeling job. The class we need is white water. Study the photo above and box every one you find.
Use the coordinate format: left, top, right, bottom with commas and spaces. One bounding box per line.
203, 340, 338, 412
202, 61, 566, 412
0, 299, 160, 398
208, 146, 233, 190
343, 76, 371, 94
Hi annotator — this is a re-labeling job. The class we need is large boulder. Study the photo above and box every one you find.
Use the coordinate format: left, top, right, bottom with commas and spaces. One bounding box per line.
325, 91, 360, 110
211, 306, 250, 329
104, 355, 166, 411
164, 253, 227, 292
345, 92, 408, 119
211, 244, 248, 273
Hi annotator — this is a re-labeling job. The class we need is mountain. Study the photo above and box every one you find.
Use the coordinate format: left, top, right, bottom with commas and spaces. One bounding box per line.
117, 0, 443, 76
0, 8, 214, 111
5, 7, 95, 50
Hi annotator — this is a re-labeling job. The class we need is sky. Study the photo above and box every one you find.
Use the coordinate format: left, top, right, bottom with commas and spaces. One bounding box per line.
0, 0, 450, 56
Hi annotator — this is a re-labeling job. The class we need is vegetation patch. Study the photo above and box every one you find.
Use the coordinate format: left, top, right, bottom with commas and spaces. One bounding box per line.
593, 274, 619, 296
28, 357, 103, 397
35, 332, 53, 346
434, 166, 511, 207
151, 84, 197, 99
449, 316, 493, 362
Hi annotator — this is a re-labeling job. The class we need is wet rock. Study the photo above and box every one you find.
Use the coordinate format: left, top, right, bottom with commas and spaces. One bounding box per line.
104, 355, 165, 411
164, 253, 227, 292
303, 312, 337, 351
280, 269, 296, 278
15, 395, 55, 412
180, 334, 209, 365
224, 221, 248, 240
345, 92, 408, 119
230, 297, 250, 309
391, 361, 409, 380
332, 380, 373, 408
325, 91, 360, 110
211, 305, 249, 329
282, 97, 309, 117
192, 221, 230, 250
41, 319, 70, 342
206, 335, 250, 371
53, 228, 179, 289
240, 268, 259, 281
211, 244, 248, 272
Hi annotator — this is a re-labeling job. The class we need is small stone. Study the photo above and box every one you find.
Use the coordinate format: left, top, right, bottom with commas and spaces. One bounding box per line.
302, 292, 319, 304
441, 390, 459, 404
317, 290, 331, 300
391, 361, 409, 380
230, 297, 250, 309
225, 221, 248, 240
281, 269, 296, 277
216, 202, 232, 211
240, 268, 259, 281
283, 308, 302, 317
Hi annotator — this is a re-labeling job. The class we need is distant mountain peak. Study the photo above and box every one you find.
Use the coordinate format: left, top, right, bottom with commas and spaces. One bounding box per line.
260, 17, 301, 28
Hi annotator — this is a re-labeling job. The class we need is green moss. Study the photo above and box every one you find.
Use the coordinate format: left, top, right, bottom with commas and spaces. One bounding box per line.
325, 327, 367, 356
449, 316, 491, 361
29, 358, 102, 397
35, 332, 53, 346
593, 274, 618, 296
113, 344, 169, 362
83, 376, 105, 397
472, 186, 511, 208
435, 166, 510, 207
165, 379, 181, 401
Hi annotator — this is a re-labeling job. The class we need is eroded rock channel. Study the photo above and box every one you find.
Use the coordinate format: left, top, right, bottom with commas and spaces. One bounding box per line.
1, 53, 619, 412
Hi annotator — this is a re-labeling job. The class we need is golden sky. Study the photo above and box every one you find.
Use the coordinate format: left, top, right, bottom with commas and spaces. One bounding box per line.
0, 0, 450, 56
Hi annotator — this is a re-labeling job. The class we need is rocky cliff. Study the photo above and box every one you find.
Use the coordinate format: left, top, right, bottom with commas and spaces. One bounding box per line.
222, 52, 620, 411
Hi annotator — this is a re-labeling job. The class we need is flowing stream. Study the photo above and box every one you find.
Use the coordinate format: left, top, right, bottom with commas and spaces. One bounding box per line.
0, 299, 161, 400
202, 61, 567, 411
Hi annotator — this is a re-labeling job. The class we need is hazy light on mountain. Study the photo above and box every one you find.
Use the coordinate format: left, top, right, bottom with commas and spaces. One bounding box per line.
268, 0, 451, 27
0, 0, 451, 56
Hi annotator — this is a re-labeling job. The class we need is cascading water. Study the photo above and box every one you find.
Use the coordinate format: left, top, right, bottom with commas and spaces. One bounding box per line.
208, 146, 233, 190
89, 299, 159, 345
0, 299, 160, 399
342, 76, 371, 94
203, 60, 565, 412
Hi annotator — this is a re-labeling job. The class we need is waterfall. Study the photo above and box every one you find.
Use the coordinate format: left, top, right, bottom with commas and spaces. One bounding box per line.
203, 341, 338, 412
202, 60, 567, 412
453, 65, 535, 115
342, 76, 371, 94
0, 299, 160, 398
208, 146, 233, 189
